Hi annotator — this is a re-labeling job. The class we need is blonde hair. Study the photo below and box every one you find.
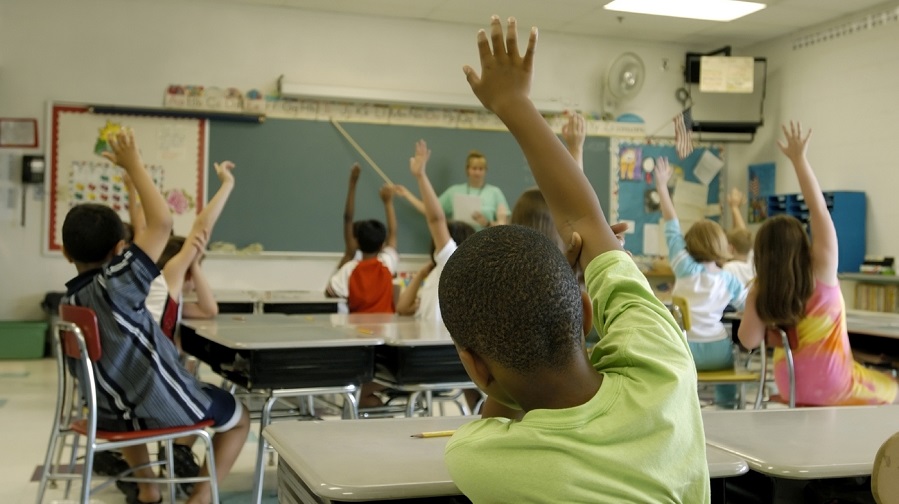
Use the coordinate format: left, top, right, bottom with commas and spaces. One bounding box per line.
727, 229, 753, 255
752, 215, 814, 327
683, 220, 730, 267
465, 150, 487, 170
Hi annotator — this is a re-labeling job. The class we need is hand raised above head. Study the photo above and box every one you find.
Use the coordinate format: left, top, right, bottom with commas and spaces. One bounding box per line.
349, 163, 361, 184
463, 16, 537, 115
379, 183, 395, 202
102, 128, 143, 171
409, 139, 431, 177
562, 111, 586, 151
214, 160, 235, 185
776, 121, 812, 161
653, 157, 672, 187
727, 187, 745, 208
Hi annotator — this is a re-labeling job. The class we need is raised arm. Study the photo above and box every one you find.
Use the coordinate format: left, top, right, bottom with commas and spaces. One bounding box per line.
410, 140, 451, 249
464, 17, 620, 267
122, 172, 146, 241
653, 157, 677, 222
162, 162, 235, 297
103, 129, 172, 261
777, 121, 838, 285
181, 255, 219, 319
394, 185, 426, 215
396, 262, 434, 316
338, 164, 361, 269
562, 110, 586, 171
728, 187, 747, 231
380, 184, 398, 250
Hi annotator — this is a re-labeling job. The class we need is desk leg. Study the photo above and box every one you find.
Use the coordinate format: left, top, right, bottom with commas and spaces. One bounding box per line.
406, 391, 422, 417
342, 391, 359, 420
252, 394, 277, 504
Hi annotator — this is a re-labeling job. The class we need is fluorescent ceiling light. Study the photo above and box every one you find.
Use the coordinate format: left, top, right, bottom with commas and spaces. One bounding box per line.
604, 0, 766, 22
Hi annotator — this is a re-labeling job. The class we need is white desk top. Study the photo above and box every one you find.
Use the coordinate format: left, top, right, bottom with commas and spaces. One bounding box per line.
703, 405, 899, 479
264, 416, 747, 502
181, 315, 382, 349
298, 314, 455, 346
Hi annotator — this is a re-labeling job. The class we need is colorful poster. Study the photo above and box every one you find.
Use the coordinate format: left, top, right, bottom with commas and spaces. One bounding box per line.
47, 104, 206, 253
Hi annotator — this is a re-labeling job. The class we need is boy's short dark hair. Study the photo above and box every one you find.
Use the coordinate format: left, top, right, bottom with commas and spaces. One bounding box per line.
62, 203, 125, 263
157, 235, 187, 269
439, 225, 584, 374
353, 219, 387, 254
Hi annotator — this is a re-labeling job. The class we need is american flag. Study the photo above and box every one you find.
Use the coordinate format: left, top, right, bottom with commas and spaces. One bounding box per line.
673, 107, 694, 159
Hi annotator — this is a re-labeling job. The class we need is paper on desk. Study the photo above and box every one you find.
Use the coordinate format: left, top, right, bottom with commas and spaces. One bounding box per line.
452, 194, 482, 226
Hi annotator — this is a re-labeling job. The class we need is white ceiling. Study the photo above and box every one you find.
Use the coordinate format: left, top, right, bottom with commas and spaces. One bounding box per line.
223, 0, 893, 49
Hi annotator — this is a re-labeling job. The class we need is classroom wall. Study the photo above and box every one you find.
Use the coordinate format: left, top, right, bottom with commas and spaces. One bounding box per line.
726, 2, 899, 264
0, 0, 693, 320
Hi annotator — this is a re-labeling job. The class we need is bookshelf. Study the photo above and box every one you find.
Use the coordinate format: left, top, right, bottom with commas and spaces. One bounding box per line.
839, 274, 899, 313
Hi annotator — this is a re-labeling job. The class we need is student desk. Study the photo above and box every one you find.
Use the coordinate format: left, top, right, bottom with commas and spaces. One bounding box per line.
263, 416, 748, 504
209, 290, 346, 315
305, 314, 474, 416
703, 406, 899, 479
180, 314, 383, 504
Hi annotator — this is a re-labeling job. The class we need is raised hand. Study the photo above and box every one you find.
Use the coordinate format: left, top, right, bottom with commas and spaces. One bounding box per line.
776, 121, 812, 162
349, 163, 361, 185
727, 187, 745, 208
562, 111, 586, 152
463, 16, 537, 115
654, 157, 672, 187
102, 128, 143, 171
379, 184, 395, 202
409, 139, 431, 177
214, 160, 236, 185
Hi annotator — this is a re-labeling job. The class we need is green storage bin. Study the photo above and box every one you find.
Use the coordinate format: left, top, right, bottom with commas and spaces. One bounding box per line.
0, 321, 49, 359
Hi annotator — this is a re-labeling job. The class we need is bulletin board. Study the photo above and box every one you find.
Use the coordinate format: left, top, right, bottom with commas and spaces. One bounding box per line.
611, 140, 725, 256
46, 104, 207, 253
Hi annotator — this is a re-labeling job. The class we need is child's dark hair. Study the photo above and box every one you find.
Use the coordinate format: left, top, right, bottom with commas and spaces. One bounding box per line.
157, 235, 187, 269
353, 219, 387, 253
439, 225, 584, 374
62, 203, 125, 263
431, 221, 476, 260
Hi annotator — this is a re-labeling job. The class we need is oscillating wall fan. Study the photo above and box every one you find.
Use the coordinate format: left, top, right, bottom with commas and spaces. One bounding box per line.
602, 52, 646, 119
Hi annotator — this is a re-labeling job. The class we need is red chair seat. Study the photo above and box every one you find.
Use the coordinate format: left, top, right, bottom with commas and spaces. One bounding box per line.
71, 419, 214, 441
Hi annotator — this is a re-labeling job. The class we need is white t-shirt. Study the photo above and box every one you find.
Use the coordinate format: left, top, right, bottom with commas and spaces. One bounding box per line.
723, 251, 755, 287
415, 240, 457, 328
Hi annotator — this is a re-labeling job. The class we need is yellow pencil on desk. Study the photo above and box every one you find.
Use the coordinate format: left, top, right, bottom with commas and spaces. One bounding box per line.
357, 328, 374, 335
411, 430, 456, 438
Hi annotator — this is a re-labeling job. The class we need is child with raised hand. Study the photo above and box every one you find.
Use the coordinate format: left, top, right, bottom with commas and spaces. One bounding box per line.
147, 160, 236, 341
63, 129, 249, 504
395, 140, 475, 322
654, 156, 746, 406
738, 122, 899, 406
326, 164, 399, 314
438, 16, 709, 503
724, 187, 755, 287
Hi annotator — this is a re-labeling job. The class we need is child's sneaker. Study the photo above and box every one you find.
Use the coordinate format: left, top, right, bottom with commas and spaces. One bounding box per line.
92, 450, 129, 476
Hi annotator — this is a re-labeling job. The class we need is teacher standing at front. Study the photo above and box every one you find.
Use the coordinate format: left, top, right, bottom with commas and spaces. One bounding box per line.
399, 150, 509, 231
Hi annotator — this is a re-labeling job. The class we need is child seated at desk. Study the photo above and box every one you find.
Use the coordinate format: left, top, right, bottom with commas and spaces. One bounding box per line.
395, 140, 475, 323
61, 129, 249, 504
738, 122, 899, 406
326, 163, 399, 314
654, 156, 746, 407
437, 17, 708, 502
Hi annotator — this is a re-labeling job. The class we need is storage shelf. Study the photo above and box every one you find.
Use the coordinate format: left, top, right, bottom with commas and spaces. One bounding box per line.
839, 273, 899, 285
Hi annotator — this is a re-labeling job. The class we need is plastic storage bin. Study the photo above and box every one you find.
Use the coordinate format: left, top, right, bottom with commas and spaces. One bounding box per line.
0, 322, 49, 359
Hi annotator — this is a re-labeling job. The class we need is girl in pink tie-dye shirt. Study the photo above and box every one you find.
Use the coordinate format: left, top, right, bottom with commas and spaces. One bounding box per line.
738, 122, 898, 406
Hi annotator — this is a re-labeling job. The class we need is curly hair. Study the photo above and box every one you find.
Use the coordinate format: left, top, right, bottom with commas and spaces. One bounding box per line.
438, 225, 584, 374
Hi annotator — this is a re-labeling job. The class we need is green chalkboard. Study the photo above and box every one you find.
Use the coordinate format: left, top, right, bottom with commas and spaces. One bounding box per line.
208, 118, 610, 254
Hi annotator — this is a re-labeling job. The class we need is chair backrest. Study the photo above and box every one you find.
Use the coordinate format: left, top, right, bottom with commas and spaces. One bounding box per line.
671, 296, 692, 332
765, 327, 797, 408
58, 304, 103, 362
